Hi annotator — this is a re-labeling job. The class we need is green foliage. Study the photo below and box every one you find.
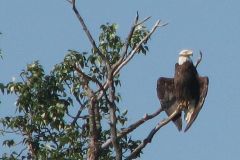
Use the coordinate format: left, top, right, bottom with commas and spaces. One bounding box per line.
130, 25, 149, 54
0, 22, 152, 159
99, 23, 124, 64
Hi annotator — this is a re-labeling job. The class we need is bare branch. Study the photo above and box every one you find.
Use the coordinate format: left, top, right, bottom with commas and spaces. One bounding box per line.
125, 107, 181, 160
113, 20, 161, 76
114, 13, 139, 68
97, 19, 165, 103
113, 14, 151, 72
195, 50, 203, 68
97, 20, 162, 101
101, 107, 164, 149
157, 22, 169, 27
135, 16, 151, 26
71, 0, 110, 68
66, 0, 72, 4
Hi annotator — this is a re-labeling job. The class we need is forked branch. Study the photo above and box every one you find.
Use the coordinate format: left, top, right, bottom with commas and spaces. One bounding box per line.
113, 13, 151, 70
113, 20, 161, 76
125, 108, 181, 160
101, 107, 164, 149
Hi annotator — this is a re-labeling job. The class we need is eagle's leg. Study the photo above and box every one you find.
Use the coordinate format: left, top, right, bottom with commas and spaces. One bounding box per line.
178, 100, 194, 123
177, 100, 188, 110
178, 100, 189, 109
185, 100, 195, 123
185, 101, 190, 108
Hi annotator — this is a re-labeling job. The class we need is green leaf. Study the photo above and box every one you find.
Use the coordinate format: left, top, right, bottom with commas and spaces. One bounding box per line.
3, 139, 15, 147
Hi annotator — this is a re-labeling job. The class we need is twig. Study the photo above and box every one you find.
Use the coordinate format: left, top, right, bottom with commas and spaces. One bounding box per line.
101, 107, 163, 149
66, 0, 72, 4
135, 16, 151, 26
125, 108, 181, 160
195, 50, 203, 68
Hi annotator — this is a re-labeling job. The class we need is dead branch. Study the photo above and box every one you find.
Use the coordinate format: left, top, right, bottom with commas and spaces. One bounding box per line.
113, 13, 151, 71
113, 13, 140, 70
125, 108, 181, 160
135, 16, 151, 26
113, 20, 161, 76
96, 20, 162, 101
97, 19, 166, 102
101, 107, 164, 149
195, 50, 203, 68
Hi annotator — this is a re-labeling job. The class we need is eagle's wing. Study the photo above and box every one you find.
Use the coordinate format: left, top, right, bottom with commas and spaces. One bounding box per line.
157, 77, 182, 131
184, 76, 209, 132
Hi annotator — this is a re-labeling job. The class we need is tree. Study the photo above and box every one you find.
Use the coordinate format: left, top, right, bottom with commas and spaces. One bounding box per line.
0, 1, 169, 159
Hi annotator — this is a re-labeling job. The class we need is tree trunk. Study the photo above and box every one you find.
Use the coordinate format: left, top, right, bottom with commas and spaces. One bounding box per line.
87, 99, 100, 160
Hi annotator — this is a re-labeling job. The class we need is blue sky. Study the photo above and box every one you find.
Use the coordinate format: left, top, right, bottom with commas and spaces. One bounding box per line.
1, 0, 240, 159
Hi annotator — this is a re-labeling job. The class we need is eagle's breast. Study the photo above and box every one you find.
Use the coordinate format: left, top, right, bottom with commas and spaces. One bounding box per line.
174, 61, 200, 102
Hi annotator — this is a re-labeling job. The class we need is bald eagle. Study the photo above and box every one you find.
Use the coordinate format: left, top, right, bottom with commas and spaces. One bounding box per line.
157, 50, 209, 132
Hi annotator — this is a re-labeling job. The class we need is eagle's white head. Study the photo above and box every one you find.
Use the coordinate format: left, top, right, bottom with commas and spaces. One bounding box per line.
178, 49, 193, 65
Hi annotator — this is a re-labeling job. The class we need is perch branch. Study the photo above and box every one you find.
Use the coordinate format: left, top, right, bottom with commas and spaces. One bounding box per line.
101, 107, 164, 149
125, 107, 181, 160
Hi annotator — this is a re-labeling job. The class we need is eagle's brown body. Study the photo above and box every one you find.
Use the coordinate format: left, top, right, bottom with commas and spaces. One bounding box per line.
174, 61, 200, 105
157, 51, 209, 132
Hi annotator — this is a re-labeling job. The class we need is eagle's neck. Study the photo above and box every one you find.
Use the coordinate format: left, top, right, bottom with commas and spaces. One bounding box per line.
178, 56, 192, 65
